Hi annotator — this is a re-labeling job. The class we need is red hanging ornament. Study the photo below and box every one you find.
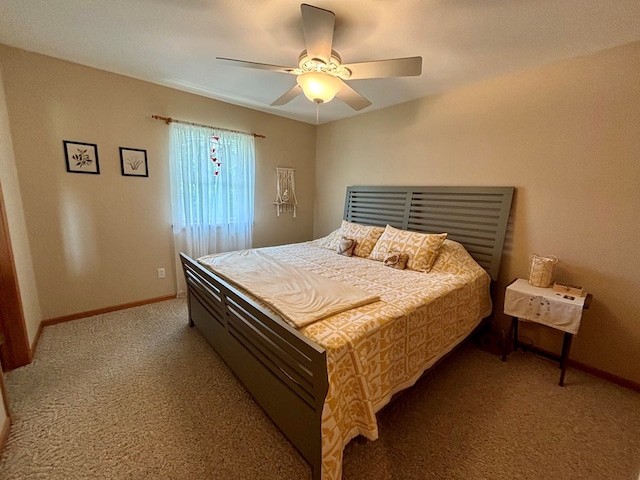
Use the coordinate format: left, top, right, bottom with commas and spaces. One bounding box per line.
210, 135, 222, 177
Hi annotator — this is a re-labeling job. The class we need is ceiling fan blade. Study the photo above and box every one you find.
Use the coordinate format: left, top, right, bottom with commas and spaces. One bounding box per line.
335, 79, 372, 111
271, 84, 302, 106
217, 57, 295, 74
342, 57, 423, 79
301, 4, 335, 64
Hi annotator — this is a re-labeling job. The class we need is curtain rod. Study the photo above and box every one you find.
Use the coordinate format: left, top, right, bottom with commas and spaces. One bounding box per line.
151, 115, 266, 139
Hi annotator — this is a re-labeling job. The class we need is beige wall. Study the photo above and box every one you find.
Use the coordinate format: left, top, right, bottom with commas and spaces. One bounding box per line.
0, 45, 316, 320
315, 41, 640, 384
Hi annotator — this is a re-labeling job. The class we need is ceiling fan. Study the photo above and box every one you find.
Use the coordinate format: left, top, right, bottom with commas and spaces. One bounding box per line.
217, 3, 422, 111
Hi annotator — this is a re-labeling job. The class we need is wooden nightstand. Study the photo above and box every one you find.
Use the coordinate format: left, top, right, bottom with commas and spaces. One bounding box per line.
502, 278, 592, 386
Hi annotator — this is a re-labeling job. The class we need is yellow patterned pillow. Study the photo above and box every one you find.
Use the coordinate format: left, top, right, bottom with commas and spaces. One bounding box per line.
369, 225, 447, 272
327, 220, 385, 258
312, 228, 342, 249
431, 239, 486, 276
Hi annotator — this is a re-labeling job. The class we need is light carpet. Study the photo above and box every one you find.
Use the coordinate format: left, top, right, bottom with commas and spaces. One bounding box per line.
1, 299, 639, 480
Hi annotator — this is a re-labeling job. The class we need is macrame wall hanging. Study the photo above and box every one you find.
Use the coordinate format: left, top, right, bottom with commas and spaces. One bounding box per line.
273, 167, 297, 217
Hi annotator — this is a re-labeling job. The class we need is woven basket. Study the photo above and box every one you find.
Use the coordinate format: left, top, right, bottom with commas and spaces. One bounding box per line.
528, 254, 558, 288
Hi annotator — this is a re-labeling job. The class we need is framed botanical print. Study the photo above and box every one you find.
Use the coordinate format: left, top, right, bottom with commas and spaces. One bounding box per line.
120, 147, 148, 177
64, 140, 100, 174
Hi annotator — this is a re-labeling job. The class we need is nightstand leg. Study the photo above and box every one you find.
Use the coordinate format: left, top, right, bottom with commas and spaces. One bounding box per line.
503, 317, 518, 362
559, 333, 574, 387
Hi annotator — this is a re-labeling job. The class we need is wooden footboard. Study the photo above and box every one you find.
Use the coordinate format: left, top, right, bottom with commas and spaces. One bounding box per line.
180, 253, 328, 480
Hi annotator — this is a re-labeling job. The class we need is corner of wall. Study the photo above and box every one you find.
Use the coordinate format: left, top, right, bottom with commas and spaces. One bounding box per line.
0, 62, 43, 348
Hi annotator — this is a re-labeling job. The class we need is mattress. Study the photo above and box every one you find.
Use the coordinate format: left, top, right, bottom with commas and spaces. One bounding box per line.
199, 238, 491, 480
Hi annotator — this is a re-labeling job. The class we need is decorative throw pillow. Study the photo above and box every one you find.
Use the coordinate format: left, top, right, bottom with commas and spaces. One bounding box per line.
337, 237, 356, 257
369, 225, 447, 272
383, 250, 409, 270
327, 220, 385, 258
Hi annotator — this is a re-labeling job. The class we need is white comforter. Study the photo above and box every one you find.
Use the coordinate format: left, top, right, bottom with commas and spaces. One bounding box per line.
198, 249, 380, 328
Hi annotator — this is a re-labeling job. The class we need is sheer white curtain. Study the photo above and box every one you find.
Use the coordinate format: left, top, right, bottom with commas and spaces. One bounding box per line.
170, 122, 255, 296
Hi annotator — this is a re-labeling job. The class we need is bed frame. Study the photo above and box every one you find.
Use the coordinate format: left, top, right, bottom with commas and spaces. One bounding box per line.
180, 185, 514, 480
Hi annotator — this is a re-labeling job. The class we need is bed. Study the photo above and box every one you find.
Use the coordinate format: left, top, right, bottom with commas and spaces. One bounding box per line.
180, 185, 514, 480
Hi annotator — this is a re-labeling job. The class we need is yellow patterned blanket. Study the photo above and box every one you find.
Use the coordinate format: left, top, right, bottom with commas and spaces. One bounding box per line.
200, 239, 491, 480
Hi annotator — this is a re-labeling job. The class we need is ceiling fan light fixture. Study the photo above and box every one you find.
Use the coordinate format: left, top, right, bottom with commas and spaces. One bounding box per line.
296, 71, 342, 104
218, 4, 420, 112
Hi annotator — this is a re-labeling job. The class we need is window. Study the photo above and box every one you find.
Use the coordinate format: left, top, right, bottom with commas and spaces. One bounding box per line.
169, 122, 255, 295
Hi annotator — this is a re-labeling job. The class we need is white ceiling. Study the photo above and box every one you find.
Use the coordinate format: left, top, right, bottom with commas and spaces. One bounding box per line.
1, 0, 640, 125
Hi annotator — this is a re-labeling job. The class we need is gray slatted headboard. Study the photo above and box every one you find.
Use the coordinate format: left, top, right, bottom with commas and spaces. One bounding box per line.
343, 186, 514, 281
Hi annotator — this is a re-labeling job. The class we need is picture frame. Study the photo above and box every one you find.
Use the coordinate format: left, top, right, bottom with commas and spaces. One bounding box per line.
120, 147, 148, 177
63, 140, 100, 174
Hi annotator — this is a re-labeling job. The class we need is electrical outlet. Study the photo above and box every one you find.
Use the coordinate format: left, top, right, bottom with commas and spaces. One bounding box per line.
157, 268, 166, 279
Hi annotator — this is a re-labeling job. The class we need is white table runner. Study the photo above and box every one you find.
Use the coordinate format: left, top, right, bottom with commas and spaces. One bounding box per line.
504, 279, 586, 334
